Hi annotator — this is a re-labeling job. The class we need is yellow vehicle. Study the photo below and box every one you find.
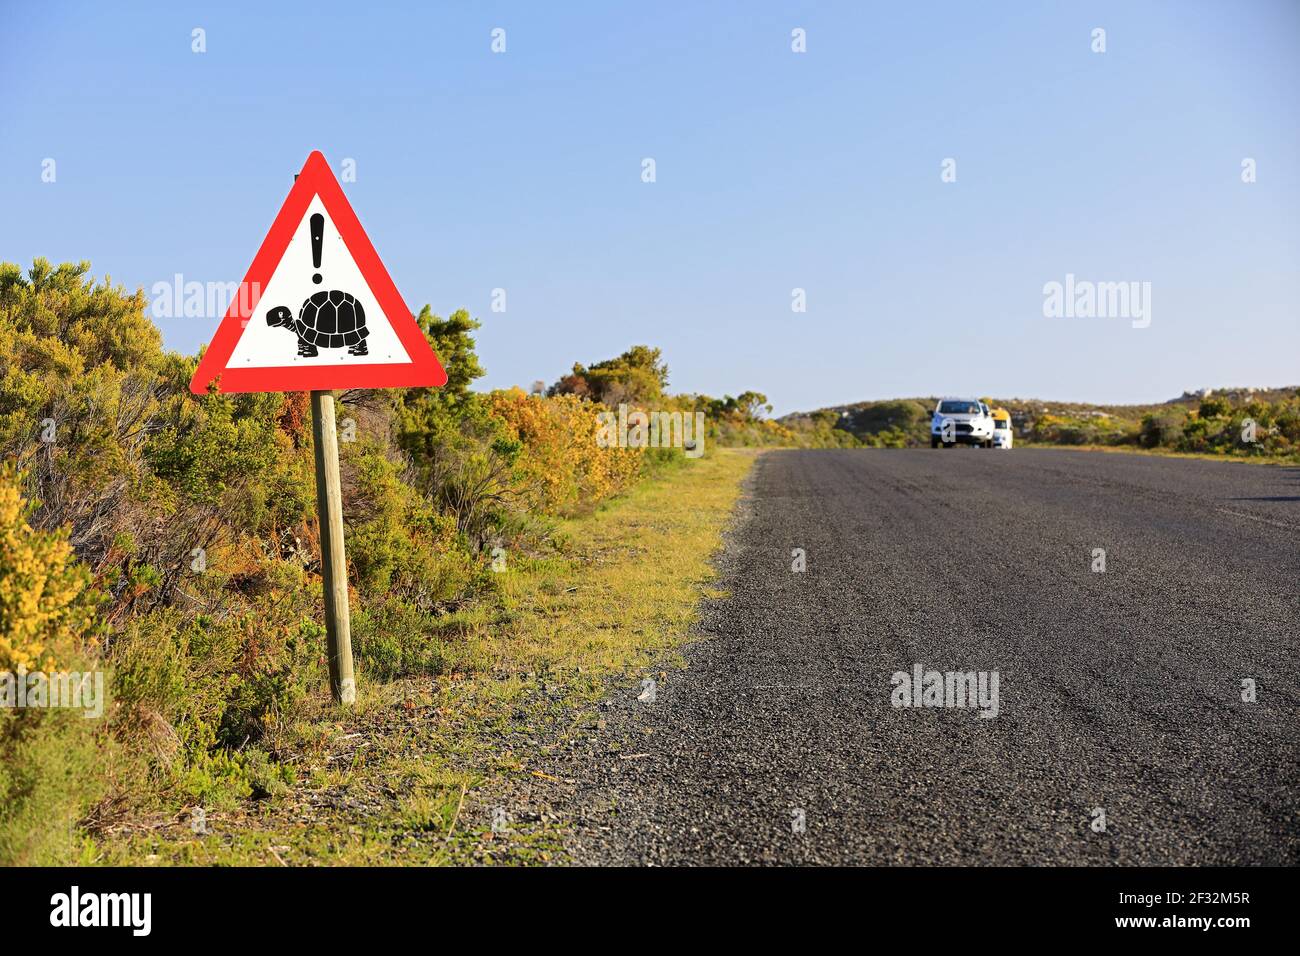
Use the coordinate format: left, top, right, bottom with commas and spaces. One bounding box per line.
990, 407, 1013, 449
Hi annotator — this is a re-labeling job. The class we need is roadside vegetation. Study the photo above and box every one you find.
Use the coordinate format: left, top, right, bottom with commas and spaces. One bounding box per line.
785, 390, 1300, 460
548, 349, 858, 449
95, 448, 754, 865
0, 259, 756, 864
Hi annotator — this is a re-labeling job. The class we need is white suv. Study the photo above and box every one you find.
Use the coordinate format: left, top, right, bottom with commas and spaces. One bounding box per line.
930, 398, 995, 448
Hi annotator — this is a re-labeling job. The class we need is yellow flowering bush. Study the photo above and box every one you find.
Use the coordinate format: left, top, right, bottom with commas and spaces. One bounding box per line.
489, 389, 643, 515
0, 468, 95, 671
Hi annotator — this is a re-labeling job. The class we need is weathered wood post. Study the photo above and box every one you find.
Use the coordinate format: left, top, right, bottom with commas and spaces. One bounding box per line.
310, 390, 355, 704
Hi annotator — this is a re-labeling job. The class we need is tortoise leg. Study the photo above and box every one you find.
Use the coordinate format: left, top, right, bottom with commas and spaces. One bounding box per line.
347, 339, 368, 357
298, 336, 318, 358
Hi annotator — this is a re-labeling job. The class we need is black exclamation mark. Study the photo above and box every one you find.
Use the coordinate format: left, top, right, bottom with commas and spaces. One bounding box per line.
310, 213, 324, 284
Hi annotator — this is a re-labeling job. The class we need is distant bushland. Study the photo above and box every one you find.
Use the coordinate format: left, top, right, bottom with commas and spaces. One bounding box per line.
778, 390, 1300, 459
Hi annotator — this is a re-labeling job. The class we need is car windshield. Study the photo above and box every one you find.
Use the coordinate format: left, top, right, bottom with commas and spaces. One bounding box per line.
995, 420, 1009, 429
938, 401, 979, 414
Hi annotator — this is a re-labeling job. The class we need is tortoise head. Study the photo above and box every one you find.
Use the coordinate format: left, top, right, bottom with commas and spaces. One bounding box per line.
266, 305, 293, 328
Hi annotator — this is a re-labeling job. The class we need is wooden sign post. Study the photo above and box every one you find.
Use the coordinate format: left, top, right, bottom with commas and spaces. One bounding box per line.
190, 152, 448, 705
310, 390, 355, 703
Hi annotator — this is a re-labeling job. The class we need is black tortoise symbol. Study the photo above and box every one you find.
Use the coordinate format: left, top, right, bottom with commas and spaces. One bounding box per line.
266, 290, 369, 358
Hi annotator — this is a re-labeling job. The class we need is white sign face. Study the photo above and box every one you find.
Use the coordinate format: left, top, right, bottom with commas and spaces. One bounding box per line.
227, 197, 411, 368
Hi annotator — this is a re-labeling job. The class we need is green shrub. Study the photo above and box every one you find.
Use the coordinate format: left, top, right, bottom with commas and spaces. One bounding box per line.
351, 596, 452, 680
0, 706, 107, 864
1139, 410, 1186, 448
111, 604, 323, 763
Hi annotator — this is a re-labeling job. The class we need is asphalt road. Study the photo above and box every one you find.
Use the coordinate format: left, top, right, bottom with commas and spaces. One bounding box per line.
560, 448, 1300, 865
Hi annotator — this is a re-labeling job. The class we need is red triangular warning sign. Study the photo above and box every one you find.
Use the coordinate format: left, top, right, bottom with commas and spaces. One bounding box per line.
190, 151, 447, 394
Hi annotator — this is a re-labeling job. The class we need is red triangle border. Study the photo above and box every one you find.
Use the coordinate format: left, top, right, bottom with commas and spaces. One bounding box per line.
189, 151, 447, 394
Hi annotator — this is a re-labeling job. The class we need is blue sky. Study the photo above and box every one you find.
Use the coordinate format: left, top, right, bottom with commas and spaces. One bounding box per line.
2, 1, 1297, 414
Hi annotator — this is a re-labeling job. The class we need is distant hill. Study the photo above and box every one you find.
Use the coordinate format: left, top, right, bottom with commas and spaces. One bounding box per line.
776, 387, 1300, 457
